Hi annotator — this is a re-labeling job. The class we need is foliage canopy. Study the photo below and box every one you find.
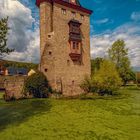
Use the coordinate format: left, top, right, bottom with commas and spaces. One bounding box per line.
81, 60, 122, 95
108, 39, 134, 84
0, 17, 14, 57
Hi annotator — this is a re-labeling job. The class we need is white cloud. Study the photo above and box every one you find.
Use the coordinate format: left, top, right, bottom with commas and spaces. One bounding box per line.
6, 29, 40, 63
94, 18, 109, 24
90, 23, 140, 68
0, 0, 140, 70
0, 0, 39, 63
131, 12, 140, 21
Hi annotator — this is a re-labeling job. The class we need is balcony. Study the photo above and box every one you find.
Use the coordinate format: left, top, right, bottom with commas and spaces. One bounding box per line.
69, 52, 81, 61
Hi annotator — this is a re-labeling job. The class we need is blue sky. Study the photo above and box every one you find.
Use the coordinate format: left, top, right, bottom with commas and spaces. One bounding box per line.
19, 0, 140, 35
81, 0, 140, 34
0, 0, 140, 70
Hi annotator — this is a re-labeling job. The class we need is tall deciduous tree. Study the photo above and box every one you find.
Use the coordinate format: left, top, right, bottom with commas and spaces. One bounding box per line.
108, 39, 133, 84
91, 57, 103, 75
0, 17, 14, 57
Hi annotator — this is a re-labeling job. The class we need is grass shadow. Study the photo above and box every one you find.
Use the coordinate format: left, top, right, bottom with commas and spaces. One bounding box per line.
79, 93, 131, 101
0, 99, 52, 131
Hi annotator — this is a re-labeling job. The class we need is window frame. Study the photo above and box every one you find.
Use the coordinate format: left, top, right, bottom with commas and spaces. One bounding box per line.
61, 8, 66, 15
80, 14, 84, 20
71, 11, 76, 17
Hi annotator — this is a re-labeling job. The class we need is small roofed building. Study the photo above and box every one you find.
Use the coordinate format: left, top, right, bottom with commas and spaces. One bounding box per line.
0, 67, 7, 75
28, 69, 36, 76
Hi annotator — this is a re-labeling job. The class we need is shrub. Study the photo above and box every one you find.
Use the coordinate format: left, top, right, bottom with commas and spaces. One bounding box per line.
81, 60, 122, 95
80, 77, 92, 93
24, 71, 52, 98
80, 76, 97, 93
93, 61, 122, 95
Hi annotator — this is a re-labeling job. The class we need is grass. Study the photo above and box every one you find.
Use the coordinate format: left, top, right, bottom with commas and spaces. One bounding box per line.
0, 91, 4, 99
0, 86, 140, 140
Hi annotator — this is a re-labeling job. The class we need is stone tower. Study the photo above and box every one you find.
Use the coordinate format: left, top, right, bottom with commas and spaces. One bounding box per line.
36, 0, 92, 96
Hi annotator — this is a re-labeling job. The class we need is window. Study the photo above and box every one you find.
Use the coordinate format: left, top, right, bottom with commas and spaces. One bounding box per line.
69, 20, 81, 35
67, 60, 70, 66
71, 11, 76, 17
61, 8, 66, 15
49, 51, 52, 55
76, 42, 79, 49
72, 80, 75, 85
81, 14, 84, 20
45, 69, 48, 72
48, 34, 51, 39
73, 42, 76, 49
71, 41, 80, 50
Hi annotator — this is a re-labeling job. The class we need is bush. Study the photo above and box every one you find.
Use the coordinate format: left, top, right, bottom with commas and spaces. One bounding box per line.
80, 77, 93, 93
81, 60, 122, 95
24, 71, 52, 98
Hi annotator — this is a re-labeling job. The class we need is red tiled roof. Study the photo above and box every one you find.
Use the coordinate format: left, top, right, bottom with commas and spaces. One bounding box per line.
36, 0, 92, 15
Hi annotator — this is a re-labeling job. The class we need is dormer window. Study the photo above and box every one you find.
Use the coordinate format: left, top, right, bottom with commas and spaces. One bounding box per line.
81, 14, 84, 20
71, 11, 76, 18
61, 8, 66, 15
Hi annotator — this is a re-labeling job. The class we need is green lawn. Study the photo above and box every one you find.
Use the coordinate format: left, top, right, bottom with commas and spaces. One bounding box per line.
0, 86, 140, 140
0, 91, 4, 99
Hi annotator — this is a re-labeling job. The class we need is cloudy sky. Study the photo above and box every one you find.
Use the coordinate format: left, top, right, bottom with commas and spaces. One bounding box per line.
0, 0, 140, 70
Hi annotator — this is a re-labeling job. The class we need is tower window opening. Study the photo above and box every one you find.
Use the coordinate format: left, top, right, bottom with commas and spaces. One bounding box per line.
48, 34, 51, 39
76, 42, 79, 49
45, 69, 48, 72
81, 14, 84, 20
71, 11, 76, 17
49, 51, 52, 55
72, 41, 80, 50
61, 8, 66, 15
72, 80, 75, 85
73, 42, 76, 49
67, 60, 70, 66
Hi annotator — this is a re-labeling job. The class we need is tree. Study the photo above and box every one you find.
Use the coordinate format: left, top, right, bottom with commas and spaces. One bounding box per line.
0, 17, 14, 57
108, 39, 133, 84
81, 60, 122, 95
91, 57, 103, 75
92, 60, 122, 95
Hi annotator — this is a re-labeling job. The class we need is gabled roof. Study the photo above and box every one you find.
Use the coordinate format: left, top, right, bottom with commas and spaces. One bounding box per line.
36, 0, 92, 15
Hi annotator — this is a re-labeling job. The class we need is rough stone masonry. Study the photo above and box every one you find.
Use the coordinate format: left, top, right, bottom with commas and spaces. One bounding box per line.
36, 0, 92, 96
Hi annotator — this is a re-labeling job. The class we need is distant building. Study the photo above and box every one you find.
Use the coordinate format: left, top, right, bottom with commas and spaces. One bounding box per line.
0, 65, 7, 75
136, 72, 140, 83
28, 69, 36, 76
0, 66, 28, 76
7, 67, 28, 76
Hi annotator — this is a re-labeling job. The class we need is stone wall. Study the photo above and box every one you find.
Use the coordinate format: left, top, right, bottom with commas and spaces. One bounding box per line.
39, 2, 91, 96
0, 76, 26, 99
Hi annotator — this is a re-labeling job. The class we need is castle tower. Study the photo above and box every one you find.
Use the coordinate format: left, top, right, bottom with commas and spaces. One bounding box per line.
36, 0, 92, 96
